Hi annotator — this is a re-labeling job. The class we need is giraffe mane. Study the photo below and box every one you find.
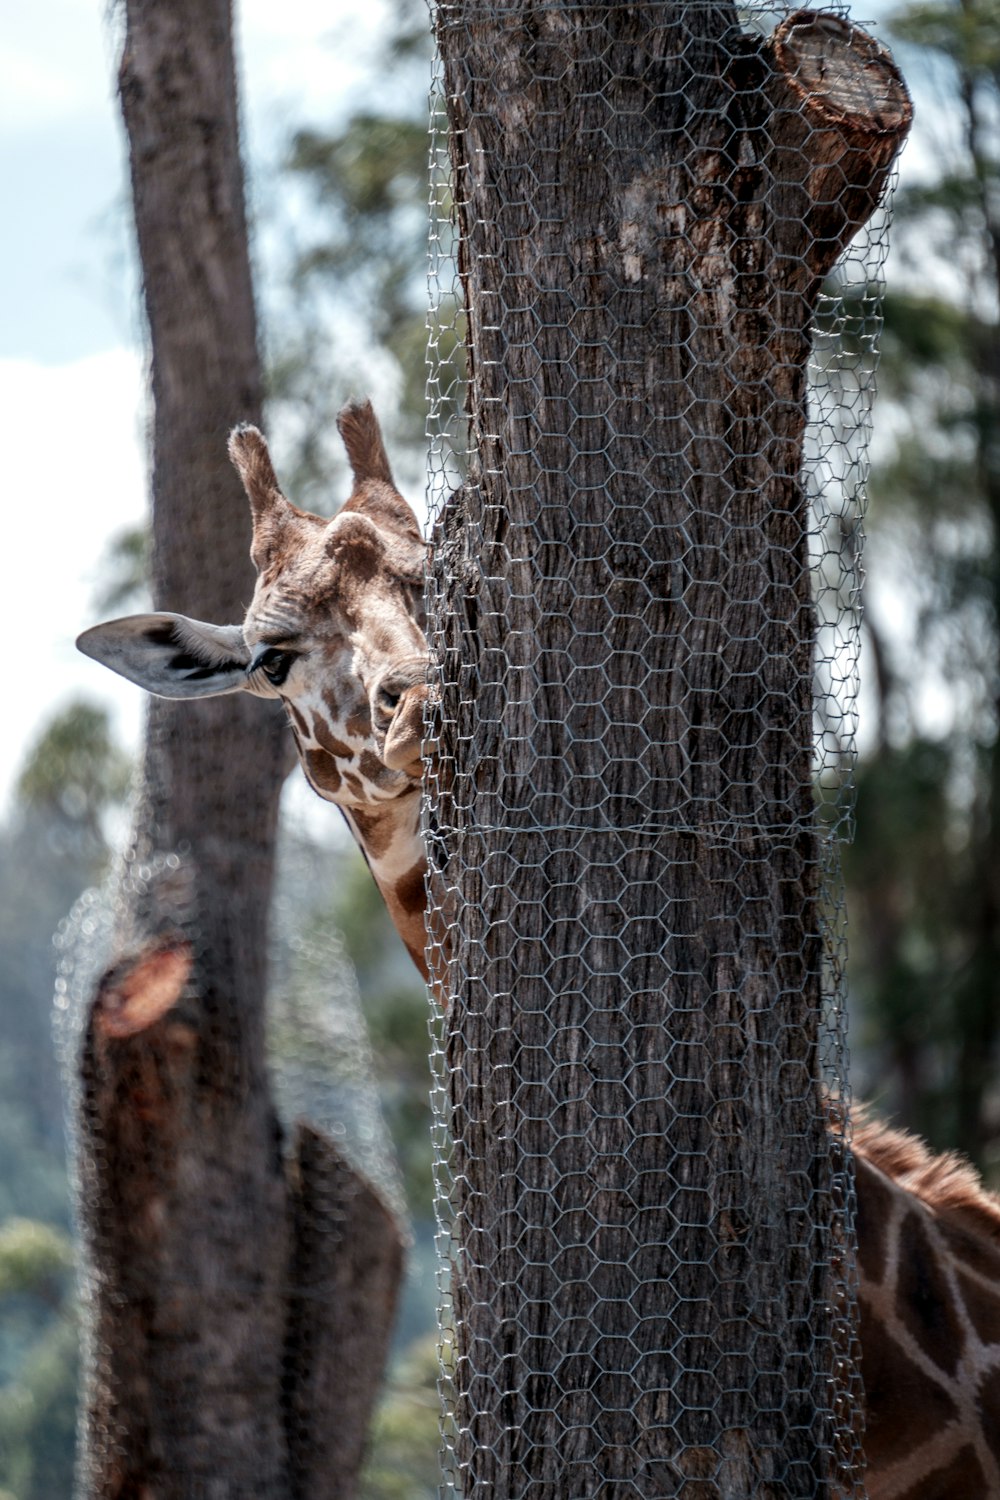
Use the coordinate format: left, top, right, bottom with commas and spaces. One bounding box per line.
853, 1105, 1000, 1246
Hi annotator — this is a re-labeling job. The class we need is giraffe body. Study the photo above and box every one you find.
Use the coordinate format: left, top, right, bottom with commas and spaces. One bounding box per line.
854, 1113, 1000, 1498
79, 403, 1000, 1496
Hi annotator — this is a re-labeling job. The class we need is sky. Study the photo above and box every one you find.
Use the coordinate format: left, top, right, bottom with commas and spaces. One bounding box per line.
1, 0, 406, 819
1, 0, 948, 820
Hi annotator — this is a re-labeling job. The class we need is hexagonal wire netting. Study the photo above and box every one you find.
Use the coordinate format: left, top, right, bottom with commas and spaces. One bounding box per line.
52, 838, 408, 1497
424, 2, 909, 1496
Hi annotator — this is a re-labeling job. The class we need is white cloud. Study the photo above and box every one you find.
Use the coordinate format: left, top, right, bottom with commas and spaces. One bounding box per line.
0, 0, 117, 132
240, 0, 394, 133
0, 0, 390, 142
1, 348, 147, 813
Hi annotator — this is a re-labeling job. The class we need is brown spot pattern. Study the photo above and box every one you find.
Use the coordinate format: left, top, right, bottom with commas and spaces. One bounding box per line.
958, 1268, 1000, 1347
977, 1365, 1000, 1472
855, 1157, 893, 1287
941, 1219, 1000, 1285
896, 1210, 965, 1377
350, 808, 394, 860
304, 749, 342, 797
397, 862, 428, 916
359, 749, 395, 788
346, 707, 372, 739
311, 716, 354, 759
859, 1301, 959, 1472
895, 1444, 987, 1500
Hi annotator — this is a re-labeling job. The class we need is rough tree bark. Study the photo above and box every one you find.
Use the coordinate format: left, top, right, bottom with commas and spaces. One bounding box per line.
75, 3, 404, 1496
433, 5, 910, 1496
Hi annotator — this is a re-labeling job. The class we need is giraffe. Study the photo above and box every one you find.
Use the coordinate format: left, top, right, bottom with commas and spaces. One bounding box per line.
79, 401, 1000, 1498
79, 400, 432, 977
852, 1110, 1000, 1498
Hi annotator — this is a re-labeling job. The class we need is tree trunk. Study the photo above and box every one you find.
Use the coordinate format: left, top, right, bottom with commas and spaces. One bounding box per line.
953, 51, 1000, 1164
285, 1125, 407, 1500
431, 6, 910, 1496
75, 3, 404, 1495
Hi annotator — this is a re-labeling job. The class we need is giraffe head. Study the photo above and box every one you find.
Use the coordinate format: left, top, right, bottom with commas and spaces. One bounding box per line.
77, 400, 430, 810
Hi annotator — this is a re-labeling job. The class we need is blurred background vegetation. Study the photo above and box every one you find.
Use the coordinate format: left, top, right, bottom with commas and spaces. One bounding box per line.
0, 0, 996, 1494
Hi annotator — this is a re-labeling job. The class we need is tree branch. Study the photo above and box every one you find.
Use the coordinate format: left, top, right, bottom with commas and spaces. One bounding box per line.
768, 11, 913, 282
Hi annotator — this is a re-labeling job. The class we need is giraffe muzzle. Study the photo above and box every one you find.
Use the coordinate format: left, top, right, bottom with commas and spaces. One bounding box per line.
381, 680, 430, 775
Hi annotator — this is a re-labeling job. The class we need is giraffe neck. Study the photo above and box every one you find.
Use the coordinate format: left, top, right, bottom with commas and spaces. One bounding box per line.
854, 1133, 1000, 1498
342, 791, 429, 979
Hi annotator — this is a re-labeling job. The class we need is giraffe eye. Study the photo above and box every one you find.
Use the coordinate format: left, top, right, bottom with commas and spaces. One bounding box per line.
250, 646, 297, 687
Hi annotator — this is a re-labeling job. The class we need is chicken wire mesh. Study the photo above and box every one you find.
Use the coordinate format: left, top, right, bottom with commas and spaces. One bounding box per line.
424, 2, 910, 1495
53, 820, 407, 1498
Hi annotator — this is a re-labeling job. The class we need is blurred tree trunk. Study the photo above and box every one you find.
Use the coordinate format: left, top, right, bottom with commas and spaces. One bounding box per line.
843, 0, 1000, 1166
953, 20, 1000, 1161
75, 3, 404, 1496
433, 4, 909, 1495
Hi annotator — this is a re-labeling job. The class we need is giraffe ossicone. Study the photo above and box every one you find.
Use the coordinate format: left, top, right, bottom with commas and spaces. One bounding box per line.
78, 402, 1000, 1496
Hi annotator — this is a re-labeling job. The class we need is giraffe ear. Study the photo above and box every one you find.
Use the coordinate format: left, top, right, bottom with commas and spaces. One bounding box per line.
325, 510, 425, 587
77, 614, 251, 699
343, 482, 425, 558
228, 424, 293, 570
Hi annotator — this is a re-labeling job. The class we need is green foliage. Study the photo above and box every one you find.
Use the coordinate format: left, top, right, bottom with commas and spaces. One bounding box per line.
0, 1312, 78, 1500
16, 699, 130, 848
880, 290, 981, 379
844, 0, 1000, 1166
846, 743, 955, 1128
287, 112, 430, 393
273, 99, 464, 483
266, 102, 447, 511
0, 706, 130, 1497
0, 1220, 78, 1499
94, 524, 151, 615
265, 5, 464, 506
290, 113, 428, 241
360, 1335, 446, 1500
0, 1222, 72, 1304
890, 0, 1000, 76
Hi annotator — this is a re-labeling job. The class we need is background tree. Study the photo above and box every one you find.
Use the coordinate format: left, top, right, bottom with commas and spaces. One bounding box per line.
71, 1, 404, 1495
0, 695, 131, 1497
0, 1220, 76, 1500
845, 0, 1000, 1168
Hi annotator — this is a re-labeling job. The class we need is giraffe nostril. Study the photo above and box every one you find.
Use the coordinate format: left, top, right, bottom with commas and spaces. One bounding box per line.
376, 685, 401, 721
374, 658, 428, 733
